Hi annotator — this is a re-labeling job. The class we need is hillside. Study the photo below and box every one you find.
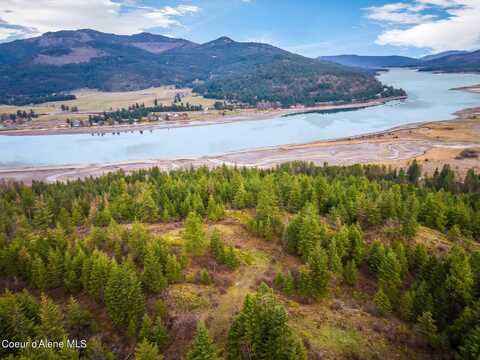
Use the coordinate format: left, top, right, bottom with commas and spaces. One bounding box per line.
420, 50, 469, 62
318, 55, 420, 69
0, 162, 479, 359
0, 29, 404, 106
419, 50, 480, 73
320, 51, 480, 73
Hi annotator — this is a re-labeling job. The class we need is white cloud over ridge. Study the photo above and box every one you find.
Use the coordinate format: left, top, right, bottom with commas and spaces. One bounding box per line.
0, 0, 200, 42
366, 0, 480, 52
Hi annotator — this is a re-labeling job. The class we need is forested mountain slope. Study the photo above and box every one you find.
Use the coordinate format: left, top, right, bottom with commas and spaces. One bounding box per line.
0, 29, 404, 106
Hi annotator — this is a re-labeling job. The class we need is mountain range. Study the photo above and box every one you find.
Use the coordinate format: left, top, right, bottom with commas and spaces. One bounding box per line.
0, 29, 403, 106
319, 50, 479, 72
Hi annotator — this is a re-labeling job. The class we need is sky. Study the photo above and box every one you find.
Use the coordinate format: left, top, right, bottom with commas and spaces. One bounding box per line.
0, 0, 479, 58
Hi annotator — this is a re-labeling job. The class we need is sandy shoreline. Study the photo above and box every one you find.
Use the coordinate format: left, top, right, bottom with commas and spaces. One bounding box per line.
452, 84, 480, 94
0, 96, 406, 137
1, 106, 479, 184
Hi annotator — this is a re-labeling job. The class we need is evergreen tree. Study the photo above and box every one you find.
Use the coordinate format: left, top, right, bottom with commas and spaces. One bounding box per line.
187, 323, 221, 360
459, 326, 480, 360
165, 254, 183, 283
249, 177, 283, 240
32, 198, 53, 229
210, 229, 225, 262
227, 283, 307, 360
140, 314, 169, 351
143, 244, 168, 293
135, 186, 159, 223
105, 262, 145, 326
407, 160, 422, 184
36, 294, 67, 341
343, 260, 358, 286
135, 339, 163, 360
374, 287, 392, 316
398, 290, 415, 322
199, 269, 211, 285
298, 248, 330, 301
377, 250, 402, 302
207, 195, 225, 221
31, 255, 47, 289
367, 240, 385, 276
184, 212, 207, 256
416, 311, 439, 347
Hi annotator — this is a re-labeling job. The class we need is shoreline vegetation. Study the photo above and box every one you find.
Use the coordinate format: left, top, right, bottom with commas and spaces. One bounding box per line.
0, 95, 407, 137
1, 105, 478, 184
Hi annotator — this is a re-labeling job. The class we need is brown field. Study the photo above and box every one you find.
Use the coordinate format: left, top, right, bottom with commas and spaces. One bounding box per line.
0, 86, 215, 122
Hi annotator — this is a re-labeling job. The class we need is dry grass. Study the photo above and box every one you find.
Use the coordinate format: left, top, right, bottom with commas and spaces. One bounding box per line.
0, 86, 217, 119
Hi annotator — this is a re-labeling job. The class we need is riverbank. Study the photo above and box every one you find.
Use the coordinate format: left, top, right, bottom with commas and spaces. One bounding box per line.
1, 108, 478, 184
452, 84, 480, 94
0, 96, 406, 136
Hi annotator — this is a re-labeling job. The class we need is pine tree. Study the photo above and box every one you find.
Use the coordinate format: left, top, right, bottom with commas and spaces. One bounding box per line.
374, 287, 392, 316
66, 296, 96, 333
447, 224, 462, 242
249, 177, 283, 240
105, 262, 145, 326
184, 212, 207, 256
278, 271, 293, 297
377, 250, 402, 302
87, 250, 111, 300
299, 248, 330, 301
32, 198, 53, 229
210, 230, 225, 262
416, 311, 438, 347
224, 246, 240, 270
31, 255, 47, 289
36, 294, 67, 341
227, 283, 307, 360
187, 323, 221, 360
343, 260, 358, 286
328, 239, 342, 273
199, 269, 211, 285
165, 254, 182, 283
207, 195, 224, 221
367, 240, 385, 275
398, 290, 415, 322
459, 326, 480, 360
233, 183, 248, 209
348, 224, 364, 263
143, 244, 168, 293
407, 160, 422, 184
135, 339, 163, 360
135, 186, 159, 223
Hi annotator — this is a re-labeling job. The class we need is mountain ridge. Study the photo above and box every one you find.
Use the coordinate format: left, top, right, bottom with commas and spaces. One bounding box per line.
0, 29, 404, 106
319, 50, 479, 72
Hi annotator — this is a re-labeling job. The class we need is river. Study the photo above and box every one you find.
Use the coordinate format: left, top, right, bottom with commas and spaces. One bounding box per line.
1, 68, 479, 167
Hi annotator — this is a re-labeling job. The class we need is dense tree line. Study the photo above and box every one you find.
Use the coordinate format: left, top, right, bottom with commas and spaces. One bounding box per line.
0, 161, 479, 358
0, 93, 76, 106
87, 102, 203, 126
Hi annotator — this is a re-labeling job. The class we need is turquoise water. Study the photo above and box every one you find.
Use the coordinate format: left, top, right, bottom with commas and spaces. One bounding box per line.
1, 68, 479, 167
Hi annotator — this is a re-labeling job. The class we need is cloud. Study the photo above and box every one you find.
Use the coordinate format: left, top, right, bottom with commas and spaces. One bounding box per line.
366, 3, 434, 24
366, 0, 480, 52
0, 0, 200, 42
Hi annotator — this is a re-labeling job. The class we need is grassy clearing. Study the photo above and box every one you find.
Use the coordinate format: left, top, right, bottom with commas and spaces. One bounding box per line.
117, 212, 437, 359
0, 86, 217, 115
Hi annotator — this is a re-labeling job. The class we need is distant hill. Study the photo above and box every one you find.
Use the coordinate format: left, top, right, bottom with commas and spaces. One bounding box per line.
319, 50, 479, 74
0, 29, 404, 106
318, 55, 420, 69
419, 50, 480, 73
420, 50, 469, 62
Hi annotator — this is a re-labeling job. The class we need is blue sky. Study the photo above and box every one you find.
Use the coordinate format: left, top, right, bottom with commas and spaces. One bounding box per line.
0, 0, 479, 58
